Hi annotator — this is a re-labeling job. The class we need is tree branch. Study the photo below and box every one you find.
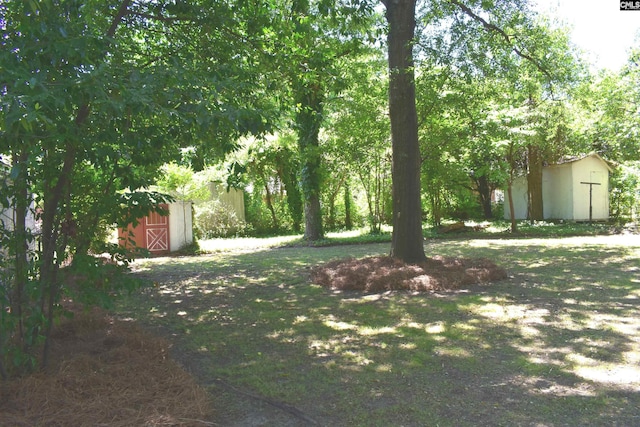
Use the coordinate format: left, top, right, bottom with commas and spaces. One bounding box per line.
107, 0, 132, 38
448, 0, 553, 82
125, 10, 193, 24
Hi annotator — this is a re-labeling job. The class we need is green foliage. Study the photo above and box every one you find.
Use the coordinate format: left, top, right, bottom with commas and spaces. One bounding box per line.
195, 199, 246, 239
155, 163, 209, 202
0, 0, 273, 376
0, 239, 38, 378
241, 188, 264, 235
62, 252, 143, 310
242, 183, 293, 236
577, 66, 640, 163
326, 56, 391, 233
610, 162, 640, 222
254, 0, 379, 241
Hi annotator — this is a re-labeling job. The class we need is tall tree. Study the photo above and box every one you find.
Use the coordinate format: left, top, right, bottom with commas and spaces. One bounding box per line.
578, 49, 640, 163
0, 0, 269, 375
329, 56, 391, 233
239, 0, 377, 241
288, 0, 375, 240
382, 0, 426, 262
380, 0, 584, 260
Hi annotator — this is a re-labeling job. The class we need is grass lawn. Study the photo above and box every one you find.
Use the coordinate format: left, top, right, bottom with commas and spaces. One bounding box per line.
118, 233, 640, 426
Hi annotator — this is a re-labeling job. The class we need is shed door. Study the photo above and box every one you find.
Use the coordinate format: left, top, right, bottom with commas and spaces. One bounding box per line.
145, 205, 170, 253
589, 171, 608, 220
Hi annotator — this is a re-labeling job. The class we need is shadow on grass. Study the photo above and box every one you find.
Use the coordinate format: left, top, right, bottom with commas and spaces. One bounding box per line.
119, 237, 640, 427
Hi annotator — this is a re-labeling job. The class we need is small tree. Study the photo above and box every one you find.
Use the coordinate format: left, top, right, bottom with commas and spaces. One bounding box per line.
0, 0, 270, 376
610, 162, 640, 222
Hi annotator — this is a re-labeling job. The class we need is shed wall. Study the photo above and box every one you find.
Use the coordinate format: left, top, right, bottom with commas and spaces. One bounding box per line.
544, 164, 573, 220
209, 183, 245, 221
571, 157, 609, 221
169, 201, 193, 251
503, 176, 529, 220
118, 201, 193, 255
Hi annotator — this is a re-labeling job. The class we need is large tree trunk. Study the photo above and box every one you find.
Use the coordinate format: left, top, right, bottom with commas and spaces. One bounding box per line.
383, 0, 426, 263
527, 144, 544, 221
295, 83, 324, 241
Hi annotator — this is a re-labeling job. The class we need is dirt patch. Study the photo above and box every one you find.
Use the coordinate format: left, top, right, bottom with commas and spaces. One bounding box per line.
311, 255, 508, 292
0, 307, 213, 427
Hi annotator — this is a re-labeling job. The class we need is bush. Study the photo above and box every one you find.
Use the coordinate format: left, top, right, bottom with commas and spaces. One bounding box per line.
195, 200, 245, 238
610, 162, 640, 222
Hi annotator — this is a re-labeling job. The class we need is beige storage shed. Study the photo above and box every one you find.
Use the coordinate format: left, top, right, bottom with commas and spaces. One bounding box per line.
505, 153, 612, 221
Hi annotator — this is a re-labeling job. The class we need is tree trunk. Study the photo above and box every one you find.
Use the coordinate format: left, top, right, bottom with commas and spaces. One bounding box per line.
10, 149, 29, 355
344, 182, 353, 230
384, 0, 426, 263
40, 144, 76, 369
527, 145, 544, 221
476, 175, 493, 219
506, 144, 518, 233
296, 83, 324, 241
507, 180, 518, 233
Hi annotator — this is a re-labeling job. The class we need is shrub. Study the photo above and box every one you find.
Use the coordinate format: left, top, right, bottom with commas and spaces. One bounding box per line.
195, 199, 245, 238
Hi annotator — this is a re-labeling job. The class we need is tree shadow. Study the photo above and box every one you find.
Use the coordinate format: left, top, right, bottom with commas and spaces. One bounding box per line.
121, 238, 640, 426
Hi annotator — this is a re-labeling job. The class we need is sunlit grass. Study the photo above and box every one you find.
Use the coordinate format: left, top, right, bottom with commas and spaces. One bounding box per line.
197, 234, 302, 252
117, 233, 640, 426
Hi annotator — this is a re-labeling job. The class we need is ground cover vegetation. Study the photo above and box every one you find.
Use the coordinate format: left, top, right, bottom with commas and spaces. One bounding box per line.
1, 229, 639, 425
1, 0, 639, 409
117, 235, 640, 424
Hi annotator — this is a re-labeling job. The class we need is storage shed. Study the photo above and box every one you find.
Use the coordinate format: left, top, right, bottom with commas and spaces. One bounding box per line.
505, 153, 613, 221
209, 182, 245, 221
118, 201, 193, 255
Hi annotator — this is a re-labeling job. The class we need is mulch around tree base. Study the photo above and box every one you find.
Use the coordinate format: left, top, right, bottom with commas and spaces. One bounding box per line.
311, 255, 508, 293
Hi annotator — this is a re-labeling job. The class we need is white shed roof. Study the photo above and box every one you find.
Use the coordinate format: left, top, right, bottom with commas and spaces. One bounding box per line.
554, 152, 613, 173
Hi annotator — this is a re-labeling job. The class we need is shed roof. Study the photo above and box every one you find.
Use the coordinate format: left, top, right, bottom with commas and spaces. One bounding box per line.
553, 152, 613, 173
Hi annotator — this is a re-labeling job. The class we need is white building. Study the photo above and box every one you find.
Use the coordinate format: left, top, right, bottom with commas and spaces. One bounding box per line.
505, 153, 612, 221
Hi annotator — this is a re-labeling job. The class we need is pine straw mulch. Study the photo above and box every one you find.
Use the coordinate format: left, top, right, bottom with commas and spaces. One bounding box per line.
311, 255, 508, 293
0, 307, 214, 427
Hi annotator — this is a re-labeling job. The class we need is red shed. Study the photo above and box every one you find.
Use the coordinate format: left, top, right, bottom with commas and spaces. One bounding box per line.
118, 201, 192, 256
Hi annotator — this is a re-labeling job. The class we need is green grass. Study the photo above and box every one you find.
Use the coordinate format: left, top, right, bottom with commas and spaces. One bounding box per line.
193, 221, 625, 255
117, 232, 640, 426
423, 219, 625, 239
192, 222, 626, 254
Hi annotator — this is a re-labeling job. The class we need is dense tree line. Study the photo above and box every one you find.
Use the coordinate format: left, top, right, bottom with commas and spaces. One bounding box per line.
1, 0, 639, 376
